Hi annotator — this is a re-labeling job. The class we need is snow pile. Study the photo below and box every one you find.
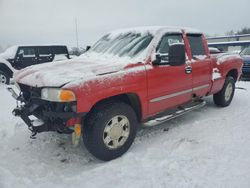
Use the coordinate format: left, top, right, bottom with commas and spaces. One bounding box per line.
0, 85, 20, 140
0, 82, 250, 187
53, 54, 69, 62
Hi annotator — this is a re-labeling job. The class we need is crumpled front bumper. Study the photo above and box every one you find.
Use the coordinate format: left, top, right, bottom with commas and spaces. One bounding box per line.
8, 86, 86, 138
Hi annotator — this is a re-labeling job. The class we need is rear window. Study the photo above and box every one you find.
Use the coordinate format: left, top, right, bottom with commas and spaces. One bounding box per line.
51, 46, 68, 54
38, 47, 51, 56
187, 34, 206, 57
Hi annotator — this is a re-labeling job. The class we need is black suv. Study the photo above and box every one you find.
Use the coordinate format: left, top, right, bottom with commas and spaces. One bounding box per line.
0, 45, 70, 84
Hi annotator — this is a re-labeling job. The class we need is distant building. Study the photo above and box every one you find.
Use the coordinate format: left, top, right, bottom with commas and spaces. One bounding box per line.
207, 34, 250, 53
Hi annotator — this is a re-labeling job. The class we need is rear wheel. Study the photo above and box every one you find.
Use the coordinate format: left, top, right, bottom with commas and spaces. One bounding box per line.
213, 76, 235, 107
83, 101, 138, 161
0, 71, 10, 85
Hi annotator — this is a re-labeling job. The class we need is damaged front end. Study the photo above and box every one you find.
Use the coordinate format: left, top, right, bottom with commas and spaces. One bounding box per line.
8, 83, 85, 139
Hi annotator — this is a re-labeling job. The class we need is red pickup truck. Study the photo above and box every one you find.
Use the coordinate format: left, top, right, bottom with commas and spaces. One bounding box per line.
10, 26, 243, 161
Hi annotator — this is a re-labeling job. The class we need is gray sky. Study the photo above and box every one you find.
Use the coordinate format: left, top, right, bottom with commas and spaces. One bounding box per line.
0, 0, 249, 49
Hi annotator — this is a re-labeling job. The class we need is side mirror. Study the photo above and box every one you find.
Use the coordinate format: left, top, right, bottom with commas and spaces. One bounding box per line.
168, 43, 186, 66
86, 46, 91, 51
152, 53, 162, 65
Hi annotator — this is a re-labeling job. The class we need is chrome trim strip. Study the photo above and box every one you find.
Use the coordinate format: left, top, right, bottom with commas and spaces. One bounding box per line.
150, 84, 209, 103
150, 89, 192, 103
193, 84, 209, 91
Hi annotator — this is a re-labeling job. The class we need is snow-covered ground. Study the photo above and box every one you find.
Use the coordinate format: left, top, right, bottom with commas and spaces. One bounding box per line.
0, 82, 250, 188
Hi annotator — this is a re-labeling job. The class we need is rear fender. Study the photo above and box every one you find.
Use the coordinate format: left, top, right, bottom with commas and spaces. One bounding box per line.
209, 55, 242, 94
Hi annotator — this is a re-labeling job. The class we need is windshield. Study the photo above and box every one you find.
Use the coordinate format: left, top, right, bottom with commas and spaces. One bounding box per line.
241, 47, 250, 56
90, 32, 153, 58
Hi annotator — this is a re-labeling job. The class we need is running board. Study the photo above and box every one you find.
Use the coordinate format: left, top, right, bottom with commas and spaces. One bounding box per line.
143, 100, 206, 127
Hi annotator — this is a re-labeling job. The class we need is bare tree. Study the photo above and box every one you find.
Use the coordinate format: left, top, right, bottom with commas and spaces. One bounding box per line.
226, 27, 250, 35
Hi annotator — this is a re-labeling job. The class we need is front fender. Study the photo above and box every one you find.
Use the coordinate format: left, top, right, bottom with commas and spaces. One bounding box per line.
64, 65, 148, 117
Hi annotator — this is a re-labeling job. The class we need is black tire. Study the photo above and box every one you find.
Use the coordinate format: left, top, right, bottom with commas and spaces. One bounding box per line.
0, 71, 10, 85
213, 76, 235, 107
83, 101, 138, 161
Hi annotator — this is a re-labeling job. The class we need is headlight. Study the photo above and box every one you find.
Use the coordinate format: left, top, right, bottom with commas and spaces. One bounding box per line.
41, 88, 76, 102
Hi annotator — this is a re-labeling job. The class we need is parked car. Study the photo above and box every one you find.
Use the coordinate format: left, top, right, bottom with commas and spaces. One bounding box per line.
240, 47, 250, 78
10, 26, 243, 161
0, 45, 70, 84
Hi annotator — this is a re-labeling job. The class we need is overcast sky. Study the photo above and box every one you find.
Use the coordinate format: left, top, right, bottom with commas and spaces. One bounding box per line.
0, 0, 249, 49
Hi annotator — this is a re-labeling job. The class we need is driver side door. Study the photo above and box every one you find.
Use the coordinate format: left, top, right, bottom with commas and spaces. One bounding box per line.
147, 33, 193, 116
15, 47, 38, 69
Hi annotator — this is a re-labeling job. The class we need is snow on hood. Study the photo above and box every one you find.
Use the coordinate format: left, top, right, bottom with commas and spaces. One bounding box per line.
0, 46, 18, 59
14, 54, 142, 88
0, 56, 7, 63
0, 54, 16, 72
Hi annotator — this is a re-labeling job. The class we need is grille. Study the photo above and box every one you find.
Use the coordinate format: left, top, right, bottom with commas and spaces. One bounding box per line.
19, 84, 41, 101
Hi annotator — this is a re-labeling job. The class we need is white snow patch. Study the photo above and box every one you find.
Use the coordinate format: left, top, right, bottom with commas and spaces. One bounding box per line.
212, 68, 222, 80
53, 54, 69, 61
193, 55, 207, 60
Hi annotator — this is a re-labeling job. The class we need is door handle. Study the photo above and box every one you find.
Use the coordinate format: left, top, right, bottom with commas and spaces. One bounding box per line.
185, 66, 192, 74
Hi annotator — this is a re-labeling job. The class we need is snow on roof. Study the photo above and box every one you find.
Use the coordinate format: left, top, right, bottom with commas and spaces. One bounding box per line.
9, 44, 67, 47
107, 26, 201, 38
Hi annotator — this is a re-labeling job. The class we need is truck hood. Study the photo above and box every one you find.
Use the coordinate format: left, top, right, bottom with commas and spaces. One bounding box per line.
0, 55, 6, 62
0, 54, 15, 72
14, 57, 133, 88
0, 53, 10, 60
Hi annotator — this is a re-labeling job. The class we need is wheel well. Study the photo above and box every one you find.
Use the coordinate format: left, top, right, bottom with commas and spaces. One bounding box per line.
226, 69, 238, 82
0, 63, 13, 77
90, 93, 142, 121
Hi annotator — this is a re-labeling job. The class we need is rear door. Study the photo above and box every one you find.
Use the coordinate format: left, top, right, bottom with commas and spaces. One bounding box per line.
38, 46, 53, 63
186, 34, 212, 96
147, 33, 193, 115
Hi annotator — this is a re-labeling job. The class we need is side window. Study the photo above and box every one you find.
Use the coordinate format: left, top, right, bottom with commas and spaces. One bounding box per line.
38, 47, 51, 57
156, 34, 183, 62
157, 34, 183, 54
187, 34, 206, 59
18, 47, 36, 57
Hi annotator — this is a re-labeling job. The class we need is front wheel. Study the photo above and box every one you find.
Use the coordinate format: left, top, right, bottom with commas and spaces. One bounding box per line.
213, 76, 235, 107
0, 71, 10, 85
83, 101, 138, 161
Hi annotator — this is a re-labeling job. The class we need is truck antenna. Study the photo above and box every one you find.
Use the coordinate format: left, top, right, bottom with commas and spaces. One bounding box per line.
75, 18, 79, 51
